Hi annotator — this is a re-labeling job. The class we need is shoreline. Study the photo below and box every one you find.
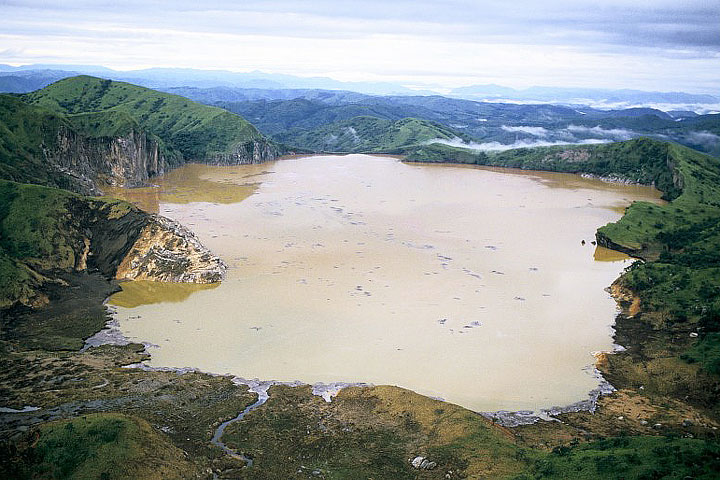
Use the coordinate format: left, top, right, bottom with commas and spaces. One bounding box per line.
86, 300, 623, 429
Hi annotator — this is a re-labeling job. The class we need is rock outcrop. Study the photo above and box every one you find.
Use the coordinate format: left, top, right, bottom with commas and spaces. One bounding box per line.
206, 138, 280, 166
116, 215, 226, 283
46, 127, 165, 193
0, 182, 225, 310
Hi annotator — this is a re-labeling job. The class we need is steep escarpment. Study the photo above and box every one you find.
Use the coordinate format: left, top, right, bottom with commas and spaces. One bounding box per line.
0, 180, 225, 311
23, 75, 279, 165
0, 76, 280, 194
0, 95, 166, 194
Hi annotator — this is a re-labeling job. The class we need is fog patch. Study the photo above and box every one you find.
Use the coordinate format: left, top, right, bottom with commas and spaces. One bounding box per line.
565, 125, 636, 140
686, 131, 720, 149
572, 101, 720, 115
428, 137, 609, 152
501, 125, 549, 137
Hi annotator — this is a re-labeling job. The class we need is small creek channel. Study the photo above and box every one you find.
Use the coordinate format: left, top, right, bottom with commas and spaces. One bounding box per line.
210, 383, 270, 466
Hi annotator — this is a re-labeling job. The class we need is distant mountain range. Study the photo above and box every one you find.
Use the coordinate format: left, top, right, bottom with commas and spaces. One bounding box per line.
0, 64, 717, 110
449, 84, 720, 108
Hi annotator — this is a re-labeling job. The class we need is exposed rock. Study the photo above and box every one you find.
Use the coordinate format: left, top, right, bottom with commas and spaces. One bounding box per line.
410, 456, 437, 470
610, 282, 642, 317
44, 127, 165, 195
41, 129, 278, 195
116, 214, 226, 283
206, 139, 280, 166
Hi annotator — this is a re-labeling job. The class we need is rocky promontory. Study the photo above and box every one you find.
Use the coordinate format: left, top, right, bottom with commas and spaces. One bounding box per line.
116, 214, 226, 283
0, 180, 225, 311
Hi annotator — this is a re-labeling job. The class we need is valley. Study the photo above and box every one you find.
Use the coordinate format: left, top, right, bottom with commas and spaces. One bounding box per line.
0, 75, 719, 479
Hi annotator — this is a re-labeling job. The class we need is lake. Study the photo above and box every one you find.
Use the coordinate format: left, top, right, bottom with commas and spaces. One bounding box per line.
107, 155, 662, 412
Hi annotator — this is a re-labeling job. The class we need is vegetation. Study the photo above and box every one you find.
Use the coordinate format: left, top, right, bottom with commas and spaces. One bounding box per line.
222, 385, 527, 479
409, 138, 684, 199
23, 76, 269, 162
2, 77, 720, 478
4, 413, 194, 480
519, 436, 720, 479
272, 115, 472, 153
215, 94, 720, 158
0, 339, 259, 479
0, 95, 88, 191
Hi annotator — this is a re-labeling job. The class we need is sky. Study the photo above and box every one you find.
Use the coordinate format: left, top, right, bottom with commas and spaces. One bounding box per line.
0, 0, 718, 92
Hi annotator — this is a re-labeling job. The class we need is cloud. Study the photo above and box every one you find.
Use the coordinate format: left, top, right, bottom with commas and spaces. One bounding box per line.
0, 1, 717, 92
428, 137, 609, 152
565, 125, 636, 140
501, 125, 549, 137
686, 131, 720, 149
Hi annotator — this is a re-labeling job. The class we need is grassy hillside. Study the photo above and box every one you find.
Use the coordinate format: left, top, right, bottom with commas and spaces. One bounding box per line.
520, 436, 720, 479
409, 138, 683, 199
22, 76, 270, 162
0, 179, 146, 311
273, 115, 471, 153
0, 95, 92, 191
5, 413, 196, 479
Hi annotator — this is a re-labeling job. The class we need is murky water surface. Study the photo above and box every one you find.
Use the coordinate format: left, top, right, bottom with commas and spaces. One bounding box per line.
108, 155, 662, 411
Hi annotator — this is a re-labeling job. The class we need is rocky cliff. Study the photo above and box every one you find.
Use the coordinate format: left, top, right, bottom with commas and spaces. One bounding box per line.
116, 215, 226, 283
44, 126, 165, 194
0, 181, 225, 310
206, 138, 280, 166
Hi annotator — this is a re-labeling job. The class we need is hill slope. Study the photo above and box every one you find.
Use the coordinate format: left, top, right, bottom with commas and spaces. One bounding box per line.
22, 76, 278, 165
0, 94, 167, 194
273, 115, 472, 153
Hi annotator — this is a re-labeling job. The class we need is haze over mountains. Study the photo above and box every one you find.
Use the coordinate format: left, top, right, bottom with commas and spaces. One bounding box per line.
1, 64, 718, 112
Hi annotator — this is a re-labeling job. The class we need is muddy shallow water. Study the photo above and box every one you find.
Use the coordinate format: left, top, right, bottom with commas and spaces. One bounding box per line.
107, 155, 662, 412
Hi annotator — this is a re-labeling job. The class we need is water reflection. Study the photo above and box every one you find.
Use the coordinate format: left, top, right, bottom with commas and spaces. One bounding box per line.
103, 163, 271, 213
110, 280, 220, 308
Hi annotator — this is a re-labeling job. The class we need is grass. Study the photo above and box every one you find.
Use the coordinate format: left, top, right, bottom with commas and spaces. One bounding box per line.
0, 179, 78, 270
22, 75, 268, 162
221, 385, 527, 479
517, 436, 720, 479
5, 413, 194, 480
0, 179, 147, 315
0, 94, 88, 192
273, 115, 471, 153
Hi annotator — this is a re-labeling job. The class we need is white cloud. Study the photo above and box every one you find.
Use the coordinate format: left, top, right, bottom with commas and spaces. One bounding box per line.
565, 125, 636, 140
428, 137, 609, 152
686, 131, 720, 148
0, 1, 717, 92
501, 125, 549, 137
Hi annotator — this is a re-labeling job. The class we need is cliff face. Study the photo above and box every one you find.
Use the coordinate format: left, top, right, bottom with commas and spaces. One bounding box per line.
0, 181, 225, 310
44, 129, 279, 195
207, 138, 280, 166
116, 215, 226, 283
45, 127, 165, 195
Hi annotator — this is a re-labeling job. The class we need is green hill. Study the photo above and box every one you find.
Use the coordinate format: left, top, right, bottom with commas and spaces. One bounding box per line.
273, 115, 471, 153
0, 76, 279, 194
408, 138, 684, 199
0, 93, 170, 194
22, 75, 278, 164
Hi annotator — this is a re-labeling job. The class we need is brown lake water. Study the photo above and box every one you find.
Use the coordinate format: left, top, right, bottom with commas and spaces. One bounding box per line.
107, 155, 662, 412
